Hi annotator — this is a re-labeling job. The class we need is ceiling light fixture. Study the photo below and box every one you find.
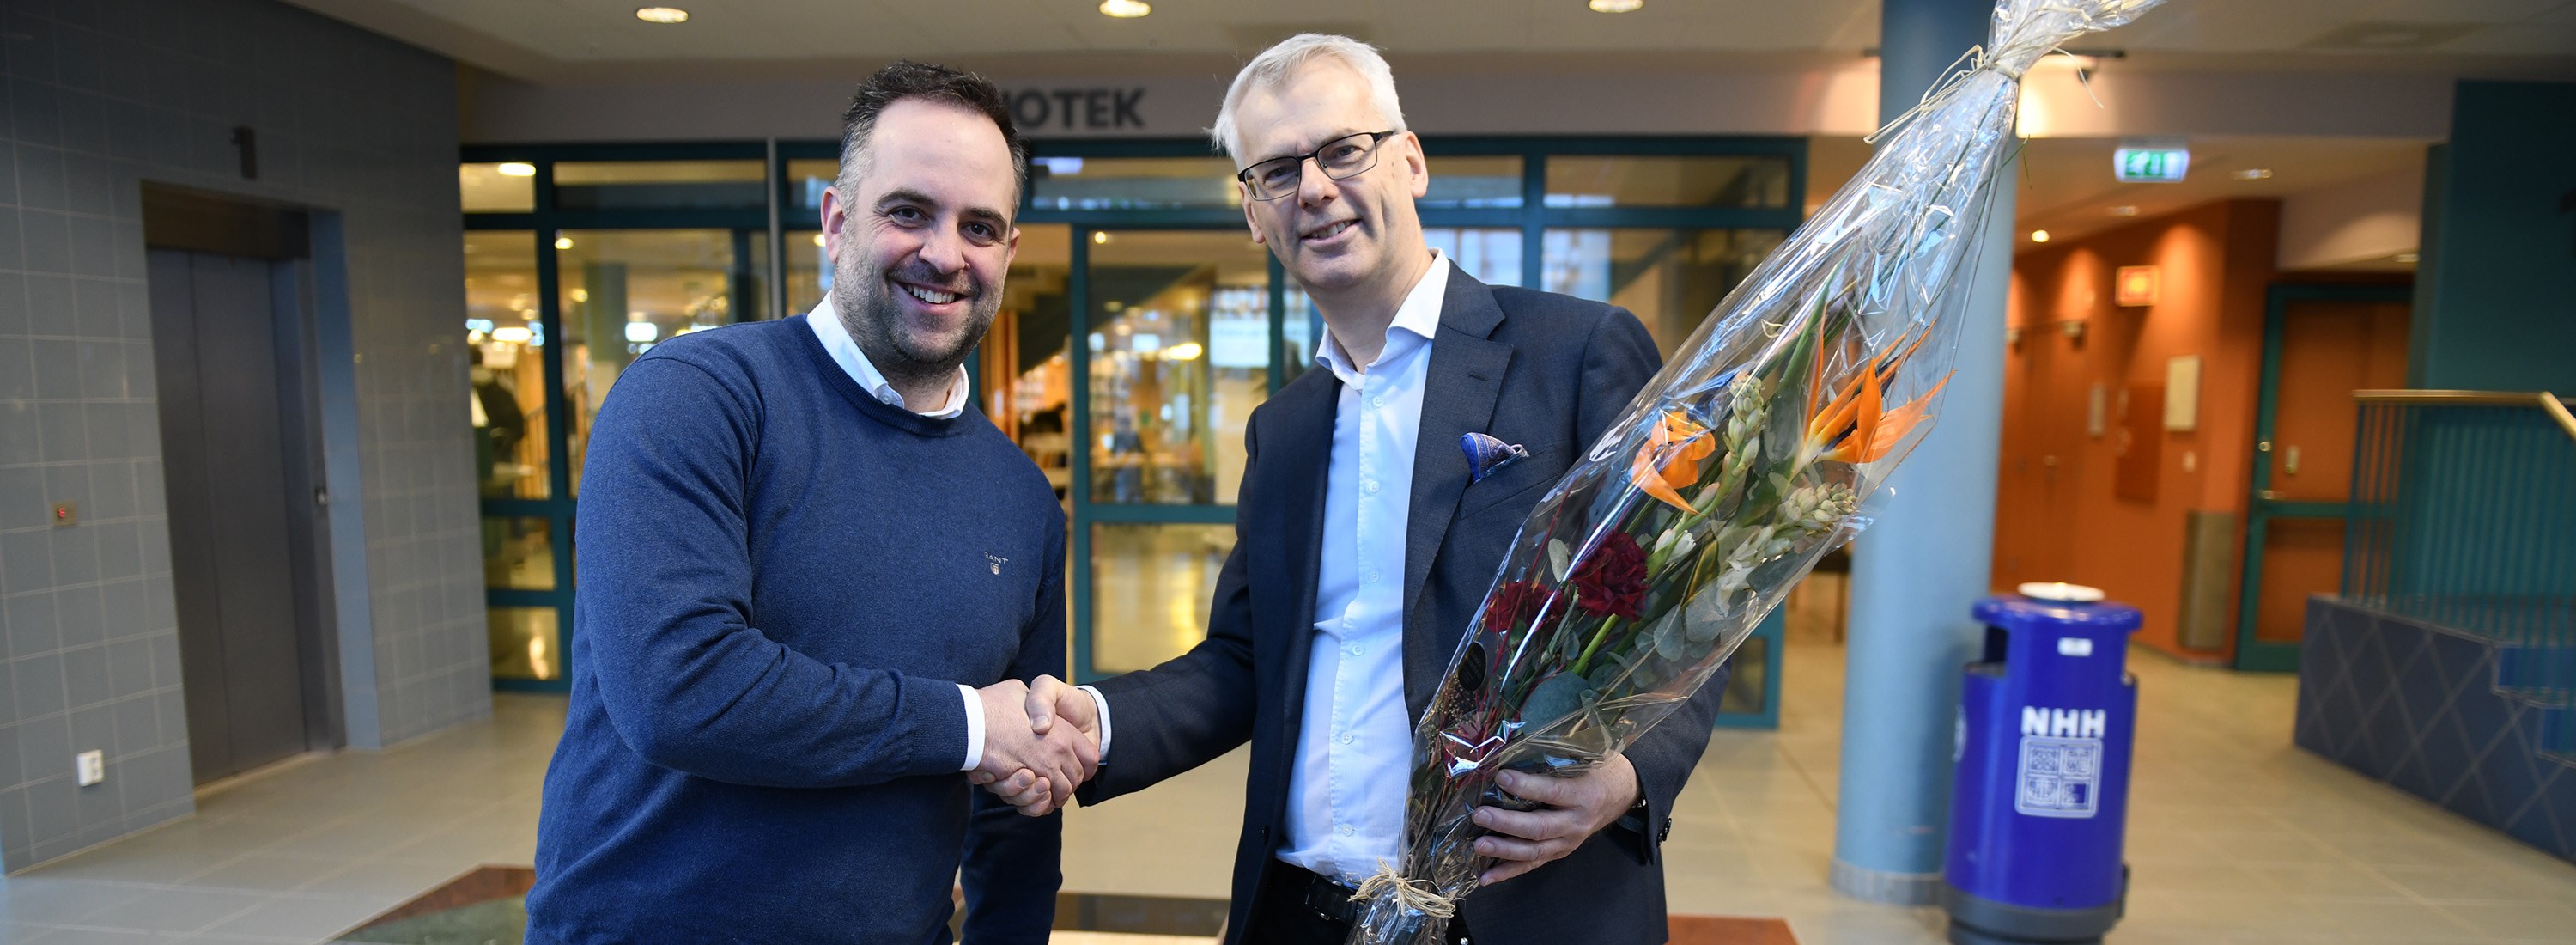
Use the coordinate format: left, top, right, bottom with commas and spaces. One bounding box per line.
1589, 0, 1645, 12
555, 236, 574, 250
2395, 252, 2421, 263
2233, 168, 2273, 180
635, 7, 690, 24
2030, 230, 2051, 243
496, 162, 536, 177
1098, 0, 1151, 18
1092, 231, 1112, 245
2108, 205, 2139, 216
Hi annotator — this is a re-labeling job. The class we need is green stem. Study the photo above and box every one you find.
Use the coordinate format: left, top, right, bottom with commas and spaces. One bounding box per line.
1571, 615, 1621, 676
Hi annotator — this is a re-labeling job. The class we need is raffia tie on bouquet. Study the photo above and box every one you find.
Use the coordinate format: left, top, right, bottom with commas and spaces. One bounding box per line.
1351, 864, 1458, 921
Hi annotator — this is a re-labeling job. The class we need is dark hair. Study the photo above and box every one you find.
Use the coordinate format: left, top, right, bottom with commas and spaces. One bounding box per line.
839, 61, 1027, 205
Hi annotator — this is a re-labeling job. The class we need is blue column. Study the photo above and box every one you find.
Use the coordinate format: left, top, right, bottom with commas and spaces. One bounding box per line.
1829, 0, 2015, 905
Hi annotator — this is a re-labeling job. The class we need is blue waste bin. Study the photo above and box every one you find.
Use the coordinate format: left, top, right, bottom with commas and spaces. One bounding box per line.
1943, 584, 2142, 945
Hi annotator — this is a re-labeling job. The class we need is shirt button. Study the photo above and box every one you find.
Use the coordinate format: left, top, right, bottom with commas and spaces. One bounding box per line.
1367, 571, 1381, 584
1370, 395, 1385, 408
1345, 643, 1363, 656
1364, 480, 1380, 495
878, 393, 900, 405
1338, 825, 1355, 836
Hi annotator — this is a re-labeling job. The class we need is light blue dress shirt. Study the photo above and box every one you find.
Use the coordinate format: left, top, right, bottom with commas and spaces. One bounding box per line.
1280, 251, 1452, 883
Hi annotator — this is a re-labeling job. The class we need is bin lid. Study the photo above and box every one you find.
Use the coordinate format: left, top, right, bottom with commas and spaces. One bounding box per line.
1973, 593, 2143, 634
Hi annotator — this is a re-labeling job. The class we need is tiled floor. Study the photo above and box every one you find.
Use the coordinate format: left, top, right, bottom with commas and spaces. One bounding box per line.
3, 642, 2574, 943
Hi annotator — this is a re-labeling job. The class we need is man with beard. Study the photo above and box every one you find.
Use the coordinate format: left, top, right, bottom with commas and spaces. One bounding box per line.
525, 62, 1089, 945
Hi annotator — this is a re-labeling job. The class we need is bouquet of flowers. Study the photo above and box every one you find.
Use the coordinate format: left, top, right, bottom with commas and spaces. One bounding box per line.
1345, 1, 2166, 940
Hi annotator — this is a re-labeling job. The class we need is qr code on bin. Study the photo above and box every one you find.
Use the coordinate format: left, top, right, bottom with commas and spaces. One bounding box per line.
2014, 735, 2102, 819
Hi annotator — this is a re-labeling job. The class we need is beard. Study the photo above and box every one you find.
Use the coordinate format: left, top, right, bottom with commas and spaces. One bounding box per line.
831, 252, 1000, 393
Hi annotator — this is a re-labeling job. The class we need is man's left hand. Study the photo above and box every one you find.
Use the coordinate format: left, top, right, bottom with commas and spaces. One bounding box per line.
1468, 752, 1639, 887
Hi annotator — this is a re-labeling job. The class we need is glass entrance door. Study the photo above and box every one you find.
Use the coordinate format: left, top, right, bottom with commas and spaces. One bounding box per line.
1075, 229, 1277, 678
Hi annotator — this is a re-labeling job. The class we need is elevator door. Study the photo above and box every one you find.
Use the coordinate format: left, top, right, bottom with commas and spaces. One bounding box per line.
149, 249, 315, 782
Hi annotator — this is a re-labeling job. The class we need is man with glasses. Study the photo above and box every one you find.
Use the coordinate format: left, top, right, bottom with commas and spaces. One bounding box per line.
994, 34, 1726, 945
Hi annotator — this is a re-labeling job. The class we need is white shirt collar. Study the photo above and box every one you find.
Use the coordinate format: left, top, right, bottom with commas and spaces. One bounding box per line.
806, 296, 970, 418
1315, 249, 1450, 384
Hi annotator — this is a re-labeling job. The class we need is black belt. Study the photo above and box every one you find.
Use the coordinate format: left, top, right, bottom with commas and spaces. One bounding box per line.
1261, 862, 1470, 943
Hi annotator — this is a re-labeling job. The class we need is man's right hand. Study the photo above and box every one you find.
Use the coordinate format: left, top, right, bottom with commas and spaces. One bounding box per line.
972, 679, 1097, 816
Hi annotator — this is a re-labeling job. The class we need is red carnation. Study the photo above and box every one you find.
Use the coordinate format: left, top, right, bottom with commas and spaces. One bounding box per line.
1484, 580, 1557, 632
1570, 532, 1649, 621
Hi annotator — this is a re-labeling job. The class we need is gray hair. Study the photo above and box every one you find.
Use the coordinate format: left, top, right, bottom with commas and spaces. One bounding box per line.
1209, 34, 1408, 165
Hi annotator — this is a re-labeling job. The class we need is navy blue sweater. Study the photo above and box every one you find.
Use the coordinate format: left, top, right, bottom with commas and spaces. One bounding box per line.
527, 316, 1066, 944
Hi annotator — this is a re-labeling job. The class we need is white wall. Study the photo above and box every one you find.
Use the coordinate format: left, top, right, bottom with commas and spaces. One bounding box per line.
2277, 166, 2427, 271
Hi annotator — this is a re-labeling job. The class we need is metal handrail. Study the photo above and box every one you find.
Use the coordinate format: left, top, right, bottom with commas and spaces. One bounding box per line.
2354, 389, 2576, 442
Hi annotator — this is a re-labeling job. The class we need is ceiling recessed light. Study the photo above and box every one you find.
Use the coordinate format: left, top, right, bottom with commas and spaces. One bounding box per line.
1092, 231, 1112, 244
635, 7, 689, 24
1589, 0, 1645, 11
2030, 229, 2051, 243
2395, 252, 2421, 263
495, 162, 536, 177
2233, 168, 2273, 180
1098, 0, 1151, 18
2109, 205, 2139, 216
812, 233, 827, 247
555, 236, 574, 250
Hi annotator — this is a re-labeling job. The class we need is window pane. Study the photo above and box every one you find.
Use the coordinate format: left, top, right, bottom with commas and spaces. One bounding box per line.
1091, 523, 1234, 673
553, 160, 766, 210
1033, 156, 1241, 211
996, 226, 1075, 509
1088, 231, 1270, 505
1423, 155, 1523, 209
1423, 228, 1522, 288
489, 606, 563, 680
460, 162, 536, 213
465, 231, 550, 498
787, 158, 838, 216
1542, 228, 1787, 357
556, 230, 738, 495
1545, 155, 1793, 209
787, 230, 827, 317
1716, 634, 1768, 715
481, 516, 556, 590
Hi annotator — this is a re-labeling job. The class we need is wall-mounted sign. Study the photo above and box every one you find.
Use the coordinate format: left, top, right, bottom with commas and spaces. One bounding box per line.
2113, 146, 2190, 183
2114, 265, 2160, 307
1004, 88, 1149, 131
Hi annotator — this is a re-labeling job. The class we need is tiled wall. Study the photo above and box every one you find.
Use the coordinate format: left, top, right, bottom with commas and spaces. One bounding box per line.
0, 0, 489, 869
2295, 596, 2576, 863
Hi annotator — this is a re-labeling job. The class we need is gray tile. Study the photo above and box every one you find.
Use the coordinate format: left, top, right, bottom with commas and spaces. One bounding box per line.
21, 771, 76, 848
60, 644, 106, 710
48, 523, 94, 587
92, 521, 136, 582
24, 275, 77, 338
102, 636, 149, 697
150, 690, 185, 753
85, 885, 269, 934
71, 282, 118, 343
132, 460, 161, 516
134, 524, 167, 580
78, 403, 124, 461
36, 401, 86, 461
0, 723, 19, 790
54, 91, 104, 158
0, 467, 48, 530
64, 216, 112, 279
146, 631, 179, 689
0, 339, 32, 402
0, 404, 39, 467
30, 338, 80, 398
15, 713, 70, 785
83, 462, 133, 521
0, 271, 25, 338
74, 342, 125, 400
52, 584, 100, 649
4, 589, 61, 659
106, 692, 155, 758
20, 210, 70, 275
119, 402, 155, 462
0, 137, 16, 206
97, 576, 143, 642
13, 144, 66, 213
1, 528, 57, 595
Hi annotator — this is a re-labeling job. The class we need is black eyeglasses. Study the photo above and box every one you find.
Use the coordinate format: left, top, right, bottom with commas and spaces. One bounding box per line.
1236, 131, 1398, 202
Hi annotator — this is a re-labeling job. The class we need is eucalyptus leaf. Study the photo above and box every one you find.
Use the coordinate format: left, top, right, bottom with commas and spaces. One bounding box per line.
1547, 539, 1571, 582
1649, 607, 1686, 661
1685, 588, 1728, 643
1520, 673, 1595, 729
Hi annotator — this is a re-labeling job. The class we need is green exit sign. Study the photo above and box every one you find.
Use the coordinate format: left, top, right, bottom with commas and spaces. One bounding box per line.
2114, 147, 2190, 183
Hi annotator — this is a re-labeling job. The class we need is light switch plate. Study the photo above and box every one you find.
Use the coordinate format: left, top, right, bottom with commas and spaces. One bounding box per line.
76, 750, 104, 787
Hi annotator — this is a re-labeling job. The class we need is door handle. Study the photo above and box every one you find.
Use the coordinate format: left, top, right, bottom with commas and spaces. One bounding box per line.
2258, 489, 2280, 501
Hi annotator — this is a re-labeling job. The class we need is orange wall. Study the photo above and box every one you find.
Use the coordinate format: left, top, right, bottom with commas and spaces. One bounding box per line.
1996, 200, 2280, 660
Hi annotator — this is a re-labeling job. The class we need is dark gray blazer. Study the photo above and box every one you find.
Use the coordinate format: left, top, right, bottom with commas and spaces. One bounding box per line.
1080, 265, 1727, 945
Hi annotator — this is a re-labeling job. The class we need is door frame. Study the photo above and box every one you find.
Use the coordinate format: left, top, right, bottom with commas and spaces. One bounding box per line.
2233, 281, 2414, 671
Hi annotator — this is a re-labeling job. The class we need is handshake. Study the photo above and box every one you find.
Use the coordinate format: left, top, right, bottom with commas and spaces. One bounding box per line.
969, 675, 1100, 817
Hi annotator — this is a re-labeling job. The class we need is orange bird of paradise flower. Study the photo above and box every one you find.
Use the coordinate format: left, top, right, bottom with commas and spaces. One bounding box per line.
1801, 324, 1953, 466
1632, 411, 1717, 514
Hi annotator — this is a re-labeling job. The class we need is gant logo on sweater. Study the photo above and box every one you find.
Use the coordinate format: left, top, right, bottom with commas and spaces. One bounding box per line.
984, 552, 1009, 575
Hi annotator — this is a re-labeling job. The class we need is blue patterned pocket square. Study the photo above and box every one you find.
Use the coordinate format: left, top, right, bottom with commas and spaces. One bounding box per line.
1461, 432, 1530, 484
